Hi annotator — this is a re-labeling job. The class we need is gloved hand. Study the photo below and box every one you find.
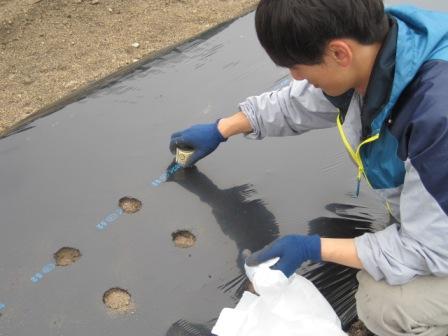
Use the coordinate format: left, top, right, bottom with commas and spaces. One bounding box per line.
245, 235, 321, 278
169, 121, 227, 167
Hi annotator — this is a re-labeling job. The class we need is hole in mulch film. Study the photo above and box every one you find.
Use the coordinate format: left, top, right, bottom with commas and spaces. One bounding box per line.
118, 197, 142, 214
348, 320, 375, 336
118, 196, 142, 214
103, 288, 134, 313
172, 230, 196, 248
54, 247, 81, 266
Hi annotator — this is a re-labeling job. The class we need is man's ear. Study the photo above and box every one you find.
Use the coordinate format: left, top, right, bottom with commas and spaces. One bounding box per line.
327, 40, 353, 67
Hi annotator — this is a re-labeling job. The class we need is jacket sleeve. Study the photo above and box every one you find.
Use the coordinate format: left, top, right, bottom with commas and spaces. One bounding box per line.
238, 79, 339, 140
355, 112, 448, 285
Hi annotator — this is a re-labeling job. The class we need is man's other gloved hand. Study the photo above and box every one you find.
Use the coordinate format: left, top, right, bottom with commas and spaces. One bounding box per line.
169, 121, 227, 167
245, 235, 321, 278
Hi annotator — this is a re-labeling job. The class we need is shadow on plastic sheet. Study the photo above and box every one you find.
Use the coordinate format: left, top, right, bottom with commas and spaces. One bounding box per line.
165, 165, 277, 336
168, 165, 282, 303
164, 171, 383, 335
166, 164, 280, 269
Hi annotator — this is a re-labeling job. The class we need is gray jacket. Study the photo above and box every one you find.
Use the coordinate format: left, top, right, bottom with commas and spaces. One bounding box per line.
239, 6, 448, 286
239, 74, 448, 285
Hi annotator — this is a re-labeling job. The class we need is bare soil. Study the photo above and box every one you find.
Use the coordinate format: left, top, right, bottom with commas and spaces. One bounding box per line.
172, 230, 196, 248
348, 320, 375, 336
54, 246, 82, 266
0, 0, 258, 136
103, 287, 133, 313
118, 196, 142, 214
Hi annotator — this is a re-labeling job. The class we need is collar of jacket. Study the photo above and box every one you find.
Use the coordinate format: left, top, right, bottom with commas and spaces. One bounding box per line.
360, 16, 397, 139
364, 5, 448, 138
326, 6, 448, 139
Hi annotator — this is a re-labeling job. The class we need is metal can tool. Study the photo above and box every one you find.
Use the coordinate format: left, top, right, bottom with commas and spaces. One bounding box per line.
175, 147, 194, 166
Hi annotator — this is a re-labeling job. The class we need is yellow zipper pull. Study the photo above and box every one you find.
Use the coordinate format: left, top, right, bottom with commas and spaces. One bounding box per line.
354, 168, 362, 198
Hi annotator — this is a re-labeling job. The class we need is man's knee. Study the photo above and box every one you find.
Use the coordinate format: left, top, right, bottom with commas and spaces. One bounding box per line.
355, 271, 402, 335
355, 270, 448, 336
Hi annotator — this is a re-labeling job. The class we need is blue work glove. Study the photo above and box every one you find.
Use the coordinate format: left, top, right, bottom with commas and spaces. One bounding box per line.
245, 235, 321, 278
169, 121, 227, 167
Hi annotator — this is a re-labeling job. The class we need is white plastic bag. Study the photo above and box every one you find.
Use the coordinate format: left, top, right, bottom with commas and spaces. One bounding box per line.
212, 259, 347, 336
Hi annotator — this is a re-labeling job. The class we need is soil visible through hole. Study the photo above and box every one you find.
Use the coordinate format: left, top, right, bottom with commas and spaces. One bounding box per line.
172, 230, 196, 248
54, 247, 81, 266
103, 288, 133, 313
118, 197, 142, 214
348, 320, 375, 336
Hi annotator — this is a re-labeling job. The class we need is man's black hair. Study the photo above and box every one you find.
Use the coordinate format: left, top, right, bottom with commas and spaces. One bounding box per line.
255, 0, 389, 67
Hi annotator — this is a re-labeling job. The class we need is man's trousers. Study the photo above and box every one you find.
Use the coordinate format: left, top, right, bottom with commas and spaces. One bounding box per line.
356, 270, 448, 336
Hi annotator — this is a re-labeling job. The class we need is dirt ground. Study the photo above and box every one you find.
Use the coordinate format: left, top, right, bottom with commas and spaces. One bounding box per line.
0, 0, 258, 136
348, 320, 375, 336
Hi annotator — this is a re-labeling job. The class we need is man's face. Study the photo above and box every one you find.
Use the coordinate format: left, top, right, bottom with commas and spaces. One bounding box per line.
288, 44, 358, 97
289, 59, 355, 97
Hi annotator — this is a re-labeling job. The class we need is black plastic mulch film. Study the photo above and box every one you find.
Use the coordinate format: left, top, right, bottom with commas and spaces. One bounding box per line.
2, 1, 446, 334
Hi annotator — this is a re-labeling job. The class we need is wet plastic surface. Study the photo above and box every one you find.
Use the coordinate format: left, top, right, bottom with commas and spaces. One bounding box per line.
1, 2, 447, 335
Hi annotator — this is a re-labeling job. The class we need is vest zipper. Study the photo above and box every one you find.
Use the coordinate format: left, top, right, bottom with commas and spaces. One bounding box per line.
336, 113, 379, 197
